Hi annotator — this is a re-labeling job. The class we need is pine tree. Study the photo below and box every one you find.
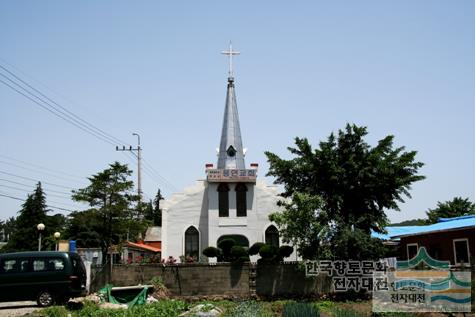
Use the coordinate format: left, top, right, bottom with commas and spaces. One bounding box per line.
2, 183, 49, 252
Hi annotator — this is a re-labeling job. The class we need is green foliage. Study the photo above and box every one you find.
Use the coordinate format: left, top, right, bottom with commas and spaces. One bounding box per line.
223, 301, 272, 317
203, 246, 221, 258
278, 245, 294, 258
248, 242, 265, 256
71, 162, 146, 261
331, 226, 387, 260
39, 300, 189, 317
266, 124, 425, 260
2, 182, 48, 252
0, 217, 16, 243
230, 245, 247, 257
218, 238, 236, 253
41, 305, 69, 317
283, 302, 319, 317
259, 244, 278, 259
388, 218, 426, 226
202, 239, 248, 262
269, 193, 327, 259
65, 209, 102, 248
426, 197, 475, 224
217, 238, 236, 261
230, 245, 249, 262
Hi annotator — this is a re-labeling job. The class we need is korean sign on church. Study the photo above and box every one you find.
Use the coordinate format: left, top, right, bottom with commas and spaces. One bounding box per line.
206, 169, 257, 182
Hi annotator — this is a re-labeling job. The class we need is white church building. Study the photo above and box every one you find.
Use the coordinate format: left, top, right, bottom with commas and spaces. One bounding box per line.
161, 47, 286, 262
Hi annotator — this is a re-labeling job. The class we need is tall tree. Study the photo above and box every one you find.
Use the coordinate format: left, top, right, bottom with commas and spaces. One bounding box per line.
266, 124, 425, 260
426, 197, 475, 224
2, 217, 17, 242
72, 162, 143, 261
66, 209, 103, 248
2, 183, 49, 252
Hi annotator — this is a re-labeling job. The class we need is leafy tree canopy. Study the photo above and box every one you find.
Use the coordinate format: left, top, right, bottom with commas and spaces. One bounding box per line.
389, 218, 427, 226
266, 124, 425, 260
72, 162, 147, 260
426, 197, 475, 224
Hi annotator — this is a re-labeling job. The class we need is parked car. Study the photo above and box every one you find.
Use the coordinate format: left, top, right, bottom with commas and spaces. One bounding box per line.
0, 251, 86, 306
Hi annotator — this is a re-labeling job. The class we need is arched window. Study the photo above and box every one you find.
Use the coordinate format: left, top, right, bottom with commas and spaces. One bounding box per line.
217, 183, 229, 217
235, 183, 248, 217
265, 225, 279, 248
184, 226, 199, 258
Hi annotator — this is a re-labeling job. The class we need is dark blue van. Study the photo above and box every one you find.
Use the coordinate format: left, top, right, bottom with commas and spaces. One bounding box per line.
0, 251, 86, 306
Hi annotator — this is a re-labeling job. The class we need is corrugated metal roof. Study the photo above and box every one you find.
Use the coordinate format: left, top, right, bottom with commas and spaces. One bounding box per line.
373, 215, 475, 240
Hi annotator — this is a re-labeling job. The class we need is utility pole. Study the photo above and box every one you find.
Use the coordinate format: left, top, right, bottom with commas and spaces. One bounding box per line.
116, 133, 142, 204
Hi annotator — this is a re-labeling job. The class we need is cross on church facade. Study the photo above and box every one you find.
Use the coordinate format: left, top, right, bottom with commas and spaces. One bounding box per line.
221, 42, 240, 77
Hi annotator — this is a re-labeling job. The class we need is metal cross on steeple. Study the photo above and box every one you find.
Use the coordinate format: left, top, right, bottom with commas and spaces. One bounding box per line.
221, 42, 240, 77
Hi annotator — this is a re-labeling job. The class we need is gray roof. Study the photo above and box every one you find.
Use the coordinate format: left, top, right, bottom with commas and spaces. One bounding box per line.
217, 76, 246, 169
144, 226, 161, 242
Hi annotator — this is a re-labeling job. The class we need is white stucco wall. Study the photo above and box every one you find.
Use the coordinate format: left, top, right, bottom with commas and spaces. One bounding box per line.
162, 179, 292, 262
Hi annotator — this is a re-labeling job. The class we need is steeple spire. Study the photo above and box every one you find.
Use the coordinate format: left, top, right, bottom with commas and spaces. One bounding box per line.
217, 43, 245, 170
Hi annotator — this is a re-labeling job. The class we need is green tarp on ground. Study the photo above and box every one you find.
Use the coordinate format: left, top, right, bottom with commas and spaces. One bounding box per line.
98, 284, 148, 308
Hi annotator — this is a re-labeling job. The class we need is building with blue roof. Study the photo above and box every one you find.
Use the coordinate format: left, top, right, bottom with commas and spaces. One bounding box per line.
375, 215, 474, 266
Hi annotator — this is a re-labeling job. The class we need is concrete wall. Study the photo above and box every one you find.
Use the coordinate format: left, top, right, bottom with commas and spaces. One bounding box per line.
110, 263, 250, 297
104, 262, 332, 298
256, 263, 332, 297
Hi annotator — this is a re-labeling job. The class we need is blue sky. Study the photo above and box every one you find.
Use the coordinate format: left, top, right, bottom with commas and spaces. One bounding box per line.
0, 1, 474, 223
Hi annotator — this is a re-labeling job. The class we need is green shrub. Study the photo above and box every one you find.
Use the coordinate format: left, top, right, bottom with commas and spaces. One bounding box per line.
218, 239, 236, 256
278, 245, 294, 258
283, 302, 319, 317
203, 246, 221, 258
259, 244, 278, 259
230, 246, 247, 257
248, 242, 265, 256
231, 246, 250, 262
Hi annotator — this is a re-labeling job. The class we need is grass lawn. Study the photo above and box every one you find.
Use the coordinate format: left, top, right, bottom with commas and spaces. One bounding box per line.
31, 299, 469, 317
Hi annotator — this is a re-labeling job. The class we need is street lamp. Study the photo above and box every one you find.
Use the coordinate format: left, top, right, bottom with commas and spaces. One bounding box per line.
54, 232, 61, 251
37, 223, 45, 251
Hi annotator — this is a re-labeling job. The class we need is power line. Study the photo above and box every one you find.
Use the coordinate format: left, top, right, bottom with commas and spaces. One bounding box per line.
0, 64, 129, 146
0, 62, 178, 193
0, 154, 84, 179
0, 160, 85, 184
0, 184, 72, 200
0, 76, 117, 147
142, 158, 178, 192
0, 178, 72, 196
0, 192, 75, 213
0, 170, 76, 190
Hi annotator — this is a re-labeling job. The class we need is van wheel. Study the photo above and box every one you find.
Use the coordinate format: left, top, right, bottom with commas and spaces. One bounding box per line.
37, 290, 55, 307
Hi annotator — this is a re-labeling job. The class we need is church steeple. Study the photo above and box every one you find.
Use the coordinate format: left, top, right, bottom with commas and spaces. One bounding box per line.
217, 43, 245, 169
